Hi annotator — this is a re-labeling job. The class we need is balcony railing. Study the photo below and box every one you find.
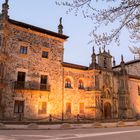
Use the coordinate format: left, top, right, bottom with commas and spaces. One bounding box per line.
14, 81, 50, 91
84, 86, 100, 91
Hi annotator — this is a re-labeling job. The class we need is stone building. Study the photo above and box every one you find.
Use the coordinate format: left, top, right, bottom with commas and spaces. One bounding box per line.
0, 1, 140, 121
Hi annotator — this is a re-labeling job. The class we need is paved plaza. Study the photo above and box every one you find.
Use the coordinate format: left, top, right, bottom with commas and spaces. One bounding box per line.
0, 126, 140, 140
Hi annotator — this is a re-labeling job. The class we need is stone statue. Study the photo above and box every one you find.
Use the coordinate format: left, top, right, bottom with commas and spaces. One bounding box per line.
60, 17, 62, 25
58, 17, 63, 34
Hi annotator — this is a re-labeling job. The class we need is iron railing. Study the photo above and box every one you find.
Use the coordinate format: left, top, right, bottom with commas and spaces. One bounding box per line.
14, 81, 51, 91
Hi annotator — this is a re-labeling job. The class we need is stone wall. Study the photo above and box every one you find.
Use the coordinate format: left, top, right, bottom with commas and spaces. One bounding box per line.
129, 78, 140, 117
113, 61, 140, 76
125, 62, 140, 76
0, 20, 65, 120
63, 68, 100, 119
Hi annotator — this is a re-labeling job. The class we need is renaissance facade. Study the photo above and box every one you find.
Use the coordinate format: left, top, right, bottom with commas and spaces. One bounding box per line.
0, 1, 140, 121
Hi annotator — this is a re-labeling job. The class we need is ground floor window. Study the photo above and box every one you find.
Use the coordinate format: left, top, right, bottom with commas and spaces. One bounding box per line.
14, 100, 24, 113
66, 102, 71, 114
38, 102, 47, 114
79, 103, 84, 114
138, 86, 140, 95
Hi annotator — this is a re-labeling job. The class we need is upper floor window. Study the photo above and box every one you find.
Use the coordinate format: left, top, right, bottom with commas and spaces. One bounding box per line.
40, 75, 48, 84
15, 71, 26, 89
78, 80, 84, 89
138, 86, 140, 95
20, 46, 28, 54
17, 72, 26, 82
42, 51, 48, 58
65, 78, 72, 88
40, 75, 48, 90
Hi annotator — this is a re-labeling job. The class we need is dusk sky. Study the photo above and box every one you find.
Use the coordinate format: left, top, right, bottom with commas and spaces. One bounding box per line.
0, 0, 134, 66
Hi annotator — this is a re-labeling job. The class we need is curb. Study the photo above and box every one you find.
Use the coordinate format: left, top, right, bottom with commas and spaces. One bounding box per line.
0, 121, 140, 130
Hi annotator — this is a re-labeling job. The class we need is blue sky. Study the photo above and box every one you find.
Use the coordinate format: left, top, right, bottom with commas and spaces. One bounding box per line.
0, 0, 134, 66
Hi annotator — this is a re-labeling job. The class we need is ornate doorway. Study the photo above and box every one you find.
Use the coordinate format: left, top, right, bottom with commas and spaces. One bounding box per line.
104, 102, 111, 119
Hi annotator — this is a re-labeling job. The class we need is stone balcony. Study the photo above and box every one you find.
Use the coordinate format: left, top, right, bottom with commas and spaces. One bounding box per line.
14, 81, 51, 91
84, 86, 100, 91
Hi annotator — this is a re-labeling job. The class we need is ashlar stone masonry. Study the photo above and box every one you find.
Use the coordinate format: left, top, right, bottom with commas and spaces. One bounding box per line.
0, 1, 140, 121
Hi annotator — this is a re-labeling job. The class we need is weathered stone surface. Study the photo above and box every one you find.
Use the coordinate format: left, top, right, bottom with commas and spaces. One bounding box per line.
116, 121, 126, 127
0, 3, 140, 122
27, 123, 39, 129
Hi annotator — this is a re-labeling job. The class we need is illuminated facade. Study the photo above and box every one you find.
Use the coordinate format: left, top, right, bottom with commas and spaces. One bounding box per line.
0, 1, 140, 121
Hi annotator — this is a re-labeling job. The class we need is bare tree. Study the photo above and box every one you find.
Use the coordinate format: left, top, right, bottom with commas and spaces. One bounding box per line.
56, 0, 140, 55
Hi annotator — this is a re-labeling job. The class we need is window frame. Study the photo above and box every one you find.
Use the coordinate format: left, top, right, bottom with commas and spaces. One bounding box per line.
14, 100, 24, 113
78, 80, 84, 89
42, 51, 49, 58
65, 78, 72, 88
138, 86, 140, 95
38, 101, 47, 114
17, 71, 26, 82
40, 75, 48, 90
79, 103, 84, 114
20, 46, 28, 54
66, 102, 71, 114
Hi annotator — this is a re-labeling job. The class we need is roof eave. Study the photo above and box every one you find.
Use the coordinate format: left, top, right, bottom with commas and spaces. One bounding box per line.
8, 18, 69, 40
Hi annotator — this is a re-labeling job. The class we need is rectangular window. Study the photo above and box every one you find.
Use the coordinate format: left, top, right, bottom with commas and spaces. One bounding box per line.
79, 103, 84, 114
17, 72, 26, 82
38, 102, 47, 114
42, 51, 48, 58
20, 46, 28, 54
14, 100, 24, 113
66, 103, 71, 114
15, 72, 26, 89
138, 86, 140, 95
40, 75, 48, 90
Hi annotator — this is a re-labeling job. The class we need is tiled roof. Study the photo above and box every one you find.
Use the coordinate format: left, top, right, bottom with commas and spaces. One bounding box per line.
113, 59, 140, 68
8, 19, 69, 40
62, 62, 88, 70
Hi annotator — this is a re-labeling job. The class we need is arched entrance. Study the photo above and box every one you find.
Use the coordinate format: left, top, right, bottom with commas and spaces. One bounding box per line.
104, 102, 111, 119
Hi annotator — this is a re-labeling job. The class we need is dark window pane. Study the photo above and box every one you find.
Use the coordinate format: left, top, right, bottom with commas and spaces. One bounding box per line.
17, 72, 26, 82
42, 51, 48, 58
78, 80, 84, 89
65, 79, 72, 88
20, 46, 28, 54
14, 101, 24, 113
41, 75, 48, 84
40, 75, 48, 90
